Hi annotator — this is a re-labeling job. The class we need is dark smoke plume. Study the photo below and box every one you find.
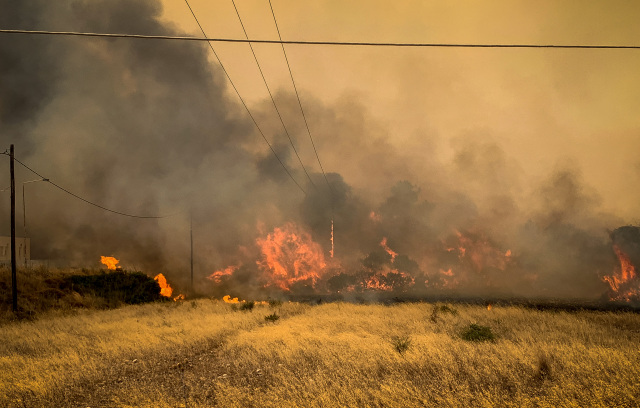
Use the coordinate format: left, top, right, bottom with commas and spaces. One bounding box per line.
0, 0, 634, 302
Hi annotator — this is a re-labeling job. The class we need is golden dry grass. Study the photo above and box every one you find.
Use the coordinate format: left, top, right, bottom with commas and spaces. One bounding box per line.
1, 300, 639, 407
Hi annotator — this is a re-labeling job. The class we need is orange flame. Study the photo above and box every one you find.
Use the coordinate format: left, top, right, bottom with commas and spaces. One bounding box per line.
380, 237, 398, 263
223, 295, 240, 303
257, 223, 327, 291
208, 266, 238, 283
364, 270, 415, 292
154, 273, 173, 298
100, 256, 119, 270
173, 294, 185, 302
487, 303, 493, 311
603, 246, 639, 301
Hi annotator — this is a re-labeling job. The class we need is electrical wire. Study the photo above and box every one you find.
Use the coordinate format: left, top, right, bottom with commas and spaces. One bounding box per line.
12, 156, 179, 219
1, 29, 640, 49
182, 0, 307, 196
230, 0, 317, 191
268, 0, 333, 195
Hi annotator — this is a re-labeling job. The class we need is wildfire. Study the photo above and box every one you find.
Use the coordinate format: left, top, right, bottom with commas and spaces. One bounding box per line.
380, 237, 398, 263
154, 273, 173, 298
208, 265, 238, 284
100, 256, 119, 270
223, 295, 240, 303
257, 223, 327, 291
454, 231, 511, 272
603, 246, 639, 302
487, 303, 493, 311
364, 270, 414, 291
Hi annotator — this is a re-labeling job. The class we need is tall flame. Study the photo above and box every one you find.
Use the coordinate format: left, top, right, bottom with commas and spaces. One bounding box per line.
603, 246, 639, 301
100, 256, 119, 270
154, 273, 173, 298
257, 223, 327, 291
380, 237, 398, 263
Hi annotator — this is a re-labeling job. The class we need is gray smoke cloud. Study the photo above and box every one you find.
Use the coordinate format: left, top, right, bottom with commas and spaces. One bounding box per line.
1, 0, 635, 301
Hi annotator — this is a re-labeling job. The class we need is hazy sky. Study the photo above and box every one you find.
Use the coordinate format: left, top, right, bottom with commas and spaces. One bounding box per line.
161, 0, 640, 221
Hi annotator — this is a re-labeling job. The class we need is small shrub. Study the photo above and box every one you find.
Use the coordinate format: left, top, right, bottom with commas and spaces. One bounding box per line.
264, 313, 280, 322
391, 335, 411, 355
534, 354, 553, 382
437, 304, 458, 315
240, 301, 255, 311
269, 299, 283, 308
461, 323, 495, 342
430, 304, 458, 322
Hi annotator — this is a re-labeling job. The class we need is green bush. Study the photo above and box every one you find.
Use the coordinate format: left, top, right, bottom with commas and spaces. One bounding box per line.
461, 323, 495, 342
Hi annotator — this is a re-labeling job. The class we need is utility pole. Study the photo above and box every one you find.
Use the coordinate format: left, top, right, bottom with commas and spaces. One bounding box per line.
190, 210, 194, 293
10, 144, 17, 312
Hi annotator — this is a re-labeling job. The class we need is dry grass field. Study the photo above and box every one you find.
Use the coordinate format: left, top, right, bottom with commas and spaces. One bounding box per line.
1, 297, 639, 407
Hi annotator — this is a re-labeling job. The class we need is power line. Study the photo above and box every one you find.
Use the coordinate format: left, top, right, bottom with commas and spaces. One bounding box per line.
230, 0, 318, 191
2, 29, 640, 49
268, 0, 333, 195
182, 0, 307, 196
11, 156, 179, 219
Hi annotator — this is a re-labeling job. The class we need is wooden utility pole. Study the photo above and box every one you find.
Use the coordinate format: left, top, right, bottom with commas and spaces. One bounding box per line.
10, 144, 17, 312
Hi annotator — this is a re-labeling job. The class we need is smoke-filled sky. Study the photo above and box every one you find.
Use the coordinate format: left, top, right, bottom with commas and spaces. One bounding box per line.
162, 0, 640, 218
1, 0, 639, 299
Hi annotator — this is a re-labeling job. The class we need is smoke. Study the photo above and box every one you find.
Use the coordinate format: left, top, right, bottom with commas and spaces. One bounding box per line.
0, 0, 635, 301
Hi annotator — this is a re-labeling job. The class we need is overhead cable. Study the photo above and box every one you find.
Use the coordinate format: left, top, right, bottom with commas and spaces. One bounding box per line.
1, 29, 639, 49
12, 156, 179, 219
230, 0, 318, 191
268, 0, 334, 195
182, 0, 307, 195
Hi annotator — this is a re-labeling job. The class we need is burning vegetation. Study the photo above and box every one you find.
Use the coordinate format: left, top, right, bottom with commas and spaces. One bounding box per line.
205, 217, 640, 305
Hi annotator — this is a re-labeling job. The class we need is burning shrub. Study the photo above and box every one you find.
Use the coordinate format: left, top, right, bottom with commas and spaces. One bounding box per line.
461, 323, 496, 342
65, 271, 164, 306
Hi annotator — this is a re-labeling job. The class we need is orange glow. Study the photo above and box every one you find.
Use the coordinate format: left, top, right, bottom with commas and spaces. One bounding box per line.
173, 294, 185, 301
207, 265, 238, 283
603, 246, 639, 301
369, 211, 381, 222
487, 303, 493, 311
364, 270, 414, 291
223, 295, 240, 303
154, 273, 173, 298
100, 256, 119, 270
257, 223, 327, 291
380, 237, 398, 263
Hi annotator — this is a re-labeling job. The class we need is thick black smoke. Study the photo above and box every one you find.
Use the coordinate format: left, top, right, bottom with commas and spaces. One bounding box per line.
1, 0, 634, 301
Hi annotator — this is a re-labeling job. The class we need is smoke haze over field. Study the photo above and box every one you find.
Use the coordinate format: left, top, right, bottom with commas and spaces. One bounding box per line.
1, 0, 639, 300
